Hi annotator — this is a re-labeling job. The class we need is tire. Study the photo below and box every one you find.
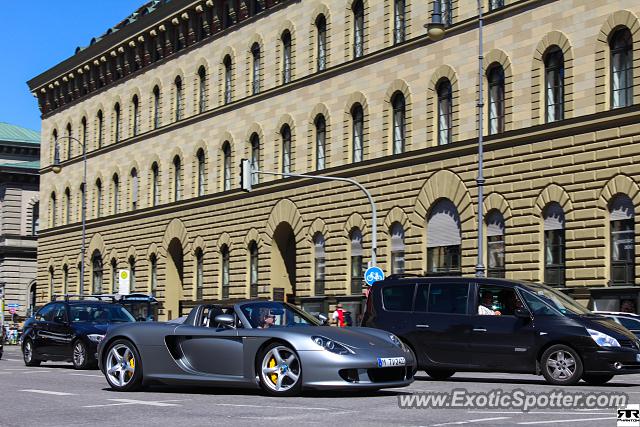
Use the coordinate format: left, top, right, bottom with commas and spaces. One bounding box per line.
582, 373, 614, 386
72, 340, 94, 370
257, 342, 302, 397
103, 339, 143, 392
541, 344, 583, 386
22, 339, 41, 367
425, 369, 455, 380
401, 341, 418, 376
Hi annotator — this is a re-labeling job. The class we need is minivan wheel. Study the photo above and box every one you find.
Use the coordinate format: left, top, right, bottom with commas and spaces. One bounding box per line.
582, 373, 614, 386
425, 369, 455, 380
541, 344, 583, 386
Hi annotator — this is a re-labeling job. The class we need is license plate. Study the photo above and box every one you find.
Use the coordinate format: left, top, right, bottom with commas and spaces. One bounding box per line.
636, 354, 640, 363
377, 357, 406, 368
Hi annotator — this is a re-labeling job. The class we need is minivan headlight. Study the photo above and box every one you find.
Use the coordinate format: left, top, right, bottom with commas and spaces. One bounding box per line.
311, 336, 355, 355
87, 334, 105, 343
587, 329, 620, 347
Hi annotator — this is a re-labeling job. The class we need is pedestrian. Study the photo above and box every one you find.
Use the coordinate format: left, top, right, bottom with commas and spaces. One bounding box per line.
332, 303, 346, 327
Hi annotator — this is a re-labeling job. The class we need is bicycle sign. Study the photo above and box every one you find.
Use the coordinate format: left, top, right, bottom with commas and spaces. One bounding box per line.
364, 266, 385, 286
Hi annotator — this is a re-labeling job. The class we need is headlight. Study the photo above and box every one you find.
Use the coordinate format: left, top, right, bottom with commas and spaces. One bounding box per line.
311, 336, 355, 355
87, 334, 105, 343
389, 334, 406, 350
587, 329, 620, 347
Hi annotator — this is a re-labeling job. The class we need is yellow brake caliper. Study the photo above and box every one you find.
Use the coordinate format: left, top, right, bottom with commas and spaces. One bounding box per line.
269, 357, 277, 384
127, 356, 135, 379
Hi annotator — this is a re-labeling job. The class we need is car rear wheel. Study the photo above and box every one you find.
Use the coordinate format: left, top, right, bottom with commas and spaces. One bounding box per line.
104, 339, 143, 392
582, 373, 614, 385
72, 340, 93, 370
258, 342, 302, 396
22, 339, 40, 367
425, 369, 455, 380
541, 344, 583, 386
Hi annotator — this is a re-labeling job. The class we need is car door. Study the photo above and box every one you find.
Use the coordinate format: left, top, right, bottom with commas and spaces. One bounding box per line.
48, 304, 74, 358
469, 284, 537, 371
174, 309, 243, 377
377, 283, 416, 338
32, 304, 56, 356
408, 281, 472, 367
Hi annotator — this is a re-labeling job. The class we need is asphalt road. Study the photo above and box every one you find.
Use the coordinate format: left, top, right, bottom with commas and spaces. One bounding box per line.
0, 346, 638, 426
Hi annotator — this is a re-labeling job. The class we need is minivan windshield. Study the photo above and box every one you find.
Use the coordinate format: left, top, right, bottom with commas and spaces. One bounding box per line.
524, 284, 591, 316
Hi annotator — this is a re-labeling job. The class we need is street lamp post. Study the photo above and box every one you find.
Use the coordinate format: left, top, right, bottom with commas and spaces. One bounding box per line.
427, 0, 486, 278
52, 137, 88, 296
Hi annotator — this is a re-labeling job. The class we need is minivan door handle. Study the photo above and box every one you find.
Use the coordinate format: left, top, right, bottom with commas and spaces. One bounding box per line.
416, 324, 430, 328
473, 328, 487, 332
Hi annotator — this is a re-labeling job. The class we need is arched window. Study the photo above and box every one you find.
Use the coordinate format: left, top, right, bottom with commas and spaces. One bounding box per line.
65, 123, 72, 159
610, 195, 634, 285
49, 267, 54, 299
131, 168, 139, 210
64, 187, 71, 224
250, 134, 260, 185
81, 117, 87, 151
281, 124, 291, 174
193, 248, 204, 300
114, 103, 121, 143
543, 202, 565, 286
151, 162, 160, 206
32, 202, 39, 236
351, 103, 364, 162
251, 43, 261, 95
390, 222, 405, 274
350, 228, 364, 295
174, 76, 183, 121
249, 241, 258, 298
97, 110, 104, 148
437, 79, 452, 145
315, 114, 326, 170
282, 30, 292, 84
316, 15, 327, 71
610, 28, 633, 109
112, 173, 120, 214
50, 192, 57, 227
486, 210, 506, 278
95, 179, 103, 217
63, 265, 69, 295
129, 256, 136, 292
223, 55, 232, 104
249, 0, 263, 16
427, 199, 461, 274
131, 95, 139, 136
352, 0, 364, 58
489, 0, 504, 11
544, 46, 564, 123
198, 66, 207, 113
197, 148, 206, 197
221, 244, 230, 299
152, 86, 160, 129
91, 250, 103, 294
394, 0, 405, 44
391, 91, 406, 154
149, 254, 158, 295
487, 64, 505, 134
314, 233, 326, 296
173, 156, 182, 201
223, 142, 232, 191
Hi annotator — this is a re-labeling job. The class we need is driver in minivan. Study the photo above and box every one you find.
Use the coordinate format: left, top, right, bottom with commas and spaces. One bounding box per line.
478, 292, 501, 315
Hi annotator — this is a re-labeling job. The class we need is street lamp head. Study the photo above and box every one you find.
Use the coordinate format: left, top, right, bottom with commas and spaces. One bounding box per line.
425, 0, 446, 41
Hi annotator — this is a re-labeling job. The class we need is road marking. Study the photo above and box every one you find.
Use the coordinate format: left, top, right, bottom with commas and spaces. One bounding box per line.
212, 403, 346, 411
432, 417, 511, 426
21, 389, 76, 396
1, 358, 21, 362
517, 417, 615, 425
83, 399, 182, 408
22, 371, 52, 374
70, 373, 103, 378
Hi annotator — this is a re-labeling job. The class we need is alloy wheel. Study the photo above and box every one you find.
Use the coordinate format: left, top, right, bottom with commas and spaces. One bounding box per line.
260, 345, 300, 393
546, 349, 576, 380
24, 341, 32, 363
73, 342, 86, 367
106, 343, 136, 388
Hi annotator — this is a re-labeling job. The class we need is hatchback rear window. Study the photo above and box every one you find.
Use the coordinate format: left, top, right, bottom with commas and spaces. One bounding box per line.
382, 285, 415, 311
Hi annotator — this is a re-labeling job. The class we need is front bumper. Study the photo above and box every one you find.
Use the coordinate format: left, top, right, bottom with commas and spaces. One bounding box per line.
298, 346, 415, 390
581, 346, 640, 374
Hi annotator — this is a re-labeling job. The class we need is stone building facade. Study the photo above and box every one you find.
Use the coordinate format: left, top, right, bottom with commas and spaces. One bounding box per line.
0, 123, 39, 322
28, 0, 640, 320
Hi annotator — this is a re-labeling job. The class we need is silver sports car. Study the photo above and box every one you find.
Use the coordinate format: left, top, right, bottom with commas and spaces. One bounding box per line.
97, 300, 415, 396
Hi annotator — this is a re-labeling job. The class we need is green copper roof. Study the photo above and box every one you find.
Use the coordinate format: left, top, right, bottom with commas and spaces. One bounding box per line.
0, 122, 40, 144
0, 160, 40, 170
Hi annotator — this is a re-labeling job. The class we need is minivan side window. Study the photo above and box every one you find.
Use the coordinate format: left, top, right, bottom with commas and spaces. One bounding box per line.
382, 285, 415, 311
414, 283, 429, 312
35, 304, 56, 322
428, 283, 468, 314
520, 290, 560, 316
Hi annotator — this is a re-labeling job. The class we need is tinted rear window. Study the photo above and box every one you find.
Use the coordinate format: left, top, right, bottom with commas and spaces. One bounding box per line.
382, 285, 415, 311
618, 317, 640, 330
427, 283, 468, 314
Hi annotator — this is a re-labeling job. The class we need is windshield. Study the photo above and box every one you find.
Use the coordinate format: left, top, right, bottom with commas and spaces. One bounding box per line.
241, 302, 321, 328
522, 284, 591, 316
70, 304, 136, 323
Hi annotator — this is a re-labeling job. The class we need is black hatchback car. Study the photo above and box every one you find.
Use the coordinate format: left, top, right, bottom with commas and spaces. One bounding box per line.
22, 300, 135, 369
362, 276, 640, 386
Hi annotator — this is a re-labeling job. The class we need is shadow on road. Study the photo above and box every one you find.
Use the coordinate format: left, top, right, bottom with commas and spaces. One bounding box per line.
414, 374, 640, 387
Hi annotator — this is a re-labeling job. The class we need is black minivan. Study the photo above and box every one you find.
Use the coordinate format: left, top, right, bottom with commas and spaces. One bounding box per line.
362, 276, 640, 385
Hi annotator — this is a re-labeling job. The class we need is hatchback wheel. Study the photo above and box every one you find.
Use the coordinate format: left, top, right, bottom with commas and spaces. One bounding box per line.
73, 340, 93, 370
541, 344, 583, 386
104, 339, 143, 392
582, 373, 614, 386
425, 369, 455, 380
22, 339, 40, 367
258, 342, 302, 396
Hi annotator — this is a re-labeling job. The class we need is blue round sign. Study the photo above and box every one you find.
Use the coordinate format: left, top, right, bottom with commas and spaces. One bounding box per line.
364, 266, 385, 286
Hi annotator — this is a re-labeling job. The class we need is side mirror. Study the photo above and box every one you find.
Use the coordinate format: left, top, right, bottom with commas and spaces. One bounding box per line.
214, 313, 235, 328
317, 313, 328, 325
515, 307, 531, 319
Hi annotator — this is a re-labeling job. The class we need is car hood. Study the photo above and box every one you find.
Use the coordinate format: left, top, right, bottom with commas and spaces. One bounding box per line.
300, 326, 396, 349
73, 322, 115, 335
577, 314, 638, 341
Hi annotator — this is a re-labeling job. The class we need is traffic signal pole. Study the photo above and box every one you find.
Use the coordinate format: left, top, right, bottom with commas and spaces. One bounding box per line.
241, 160, 377, 267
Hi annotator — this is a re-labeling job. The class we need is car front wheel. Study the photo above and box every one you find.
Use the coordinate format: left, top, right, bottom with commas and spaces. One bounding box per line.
104, 339, 143, 392
22, 339, 40, 367
582, 373, 614, 385
258, 342, 302, 396
72, 340, 93, 370
541, 344, 583, 386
